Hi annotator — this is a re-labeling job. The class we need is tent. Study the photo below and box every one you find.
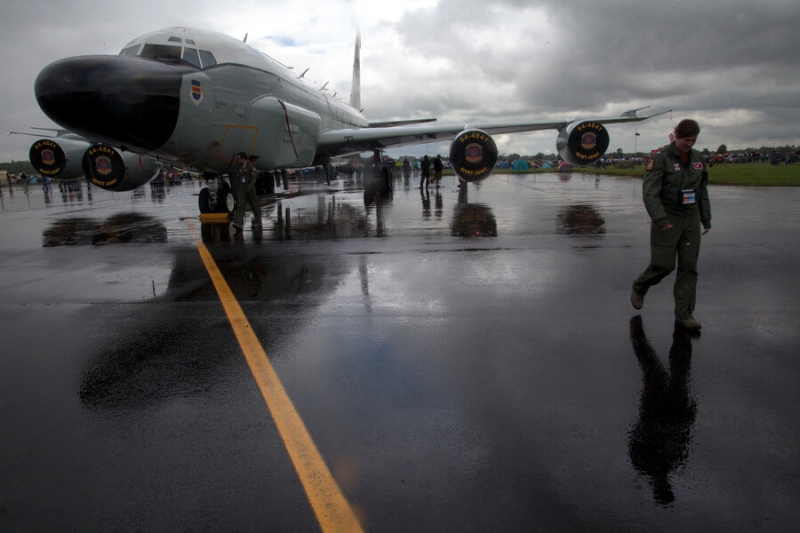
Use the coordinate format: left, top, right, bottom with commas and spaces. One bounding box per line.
511, 159, 530, 171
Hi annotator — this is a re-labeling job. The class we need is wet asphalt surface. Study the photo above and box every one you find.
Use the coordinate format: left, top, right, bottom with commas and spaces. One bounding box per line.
0, 173, 798, 532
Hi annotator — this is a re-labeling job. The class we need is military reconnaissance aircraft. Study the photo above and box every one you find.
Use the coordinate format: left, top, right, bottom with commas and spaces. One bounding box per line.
30, 27, 666, 214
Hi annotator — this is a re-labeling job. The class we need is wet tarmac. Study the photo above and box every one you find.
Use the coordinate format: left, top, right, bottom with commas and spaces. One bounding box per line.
1, 173, 798, 532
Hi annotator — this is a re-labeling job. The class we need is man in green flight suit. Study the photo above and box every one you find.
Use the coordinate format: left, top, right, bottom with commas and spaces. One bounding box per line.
631, 119, 711, 330
232, 152, 261, 230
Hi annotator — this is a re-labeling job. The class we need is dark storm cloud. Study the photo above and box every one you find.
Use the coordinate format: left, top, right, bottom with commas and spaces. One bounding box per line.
381, 0, 800, 151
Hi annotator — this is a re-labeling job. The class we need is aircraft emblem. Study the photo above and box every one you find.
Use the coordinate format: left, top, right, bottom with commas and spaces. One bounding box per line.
581, 132, 597, 150
465, 143, 483, 164
40, 149, 56, 166
95, 156, 113, 176
693, 162, 703, 170
191, 80, 203, 105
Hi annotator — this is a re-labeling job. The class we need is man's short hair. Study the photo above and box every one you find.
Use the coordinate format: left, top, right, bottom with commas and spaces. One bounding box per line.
674, 119, 700, 139
237, 152, 248, 160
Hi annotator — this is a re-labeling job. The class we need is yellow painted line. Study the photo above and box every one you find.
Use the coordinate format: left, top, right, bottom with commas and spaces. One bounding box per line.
181, 210, 364, 533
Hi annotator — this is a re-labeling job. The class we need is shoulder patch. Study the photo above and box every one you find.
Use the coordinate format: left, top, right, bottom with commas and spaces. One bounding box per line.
645, 158, 655, 171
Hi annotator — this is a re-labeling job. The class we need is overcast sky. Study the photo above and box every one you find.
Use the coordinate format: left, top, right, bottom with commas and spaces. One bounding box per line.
2, 0, 799, 162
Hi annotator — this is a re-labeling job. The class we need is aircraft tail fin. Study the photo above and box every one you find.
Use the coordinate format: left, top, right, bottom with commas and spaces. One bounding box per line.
349, 31, 361, 111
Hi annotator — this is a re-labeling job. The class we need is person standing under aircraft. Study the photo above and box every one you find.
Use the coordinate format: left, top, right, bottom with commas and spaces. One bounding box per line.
232, 152, 261, 230
631, 119, 711, 330
433, 154, 444, 188
420, 155, 431, 189
402, 158, 411, 180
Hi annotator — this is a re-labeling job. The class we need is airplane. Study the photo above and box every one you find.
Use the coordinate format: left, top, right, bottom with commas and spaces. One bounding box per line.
29, 26, 668, 214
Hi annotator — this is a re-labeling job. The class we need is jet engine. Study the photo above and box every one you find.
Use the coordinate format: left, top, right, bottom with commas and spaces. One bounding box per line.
556, 121, 610, 166
82, 144, 160, 192
449, 129, 499, 182
29, 135, 92, 180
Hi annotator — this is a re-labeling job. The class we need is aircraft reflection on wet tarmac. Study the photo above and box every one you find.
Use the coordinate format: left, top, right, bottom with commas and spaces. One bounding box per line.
78, 246, 348, 408
451, 183, 497, 237
556, 204, 606, 235
28, 172, 609, 245
43, 213, 167, 246
198, 179, 506, 243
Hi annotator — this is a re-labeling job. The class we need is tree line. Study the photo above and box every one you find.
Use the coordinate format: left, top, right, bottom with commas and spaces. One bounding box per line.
0, 160, 36, 174
2, 142, 798, 173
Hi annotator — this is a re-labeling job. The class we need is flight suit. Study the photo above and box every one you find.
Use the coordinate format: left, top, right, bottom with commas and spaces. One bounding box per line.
633, 143, 711, 321
233, 159, 261, 227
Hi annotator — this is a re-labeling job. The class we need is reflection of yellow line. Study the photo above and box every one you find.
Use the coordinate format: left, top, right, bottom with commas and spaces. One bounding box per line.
181, 210, 363, 533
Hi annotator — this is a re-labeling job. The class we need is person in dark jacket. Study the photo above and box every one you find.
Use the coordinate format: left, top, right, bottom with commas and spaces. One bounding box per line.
232, 152, 261, 230
432, 154, 444, 187
420, 155, 431, 189
631, 119, 711, 330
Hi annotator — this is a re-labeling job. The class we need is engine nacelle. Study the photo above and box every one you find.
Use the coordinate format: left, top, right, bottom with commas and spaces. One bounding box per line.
29, 135, 92, 179
449, 129, 498, 182
556, 121, 610, 166
82, 144, 160, 192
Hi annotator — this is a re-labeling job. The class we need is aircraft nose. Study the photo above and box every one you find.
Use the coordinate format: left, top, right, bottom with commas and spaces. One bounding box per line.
35, 55, 192, 151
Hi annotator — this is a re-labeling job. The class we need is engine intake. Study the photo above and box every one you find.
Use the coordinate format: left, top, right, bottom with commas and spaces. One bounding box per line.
449, 129, 498, 182
29, 135, 91, 179
82, 144, 160, 192
556, 121, 610, 166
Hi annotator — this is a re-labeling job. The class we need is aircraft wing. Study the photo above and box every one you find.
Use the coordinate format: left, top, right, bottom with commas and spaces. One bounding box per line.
317, 107, 669, 158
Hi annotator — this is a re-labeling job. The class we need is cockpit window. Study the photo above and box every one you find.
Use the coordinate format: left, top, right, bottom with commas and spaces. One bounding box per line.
120, 45, 141, 57
183, 48, 201, 68
168, 37, 182, 43
199, 50, 217, 68
140, 44, 183, 60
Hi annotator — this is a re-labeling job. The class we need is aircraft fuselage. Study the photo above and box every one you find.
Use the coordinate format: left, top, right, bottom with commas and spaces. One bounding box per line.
35, 27, 368, 173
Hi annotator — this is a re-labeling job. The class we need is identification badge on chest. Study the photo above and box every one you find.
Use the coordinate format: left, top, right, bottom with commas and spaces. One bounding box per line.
680, 188, 697, 205
241, 176, 247, 183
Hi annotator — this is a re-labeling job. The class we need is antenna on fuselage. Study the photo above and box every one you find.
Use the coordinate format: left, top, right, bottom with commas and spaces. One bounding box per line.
243, 33, 248, 43
349, 30, 361, 111
299, 67, 309, 79
320, 81, 329, 91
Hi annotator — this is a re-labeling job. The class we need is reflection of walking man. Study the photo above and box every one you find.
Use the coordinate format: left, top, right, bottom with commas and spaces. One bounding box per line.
628, 316, 697, 505
420, 187, 431, 219
631, 119, 711, 330
232, 152, 261, 230
420, 155, 431, 189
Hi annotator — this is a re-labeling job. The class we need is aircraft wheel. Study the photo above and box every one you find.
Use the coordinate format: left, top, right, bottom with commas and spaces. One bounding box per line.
199, 187, 212, 213
216, 183, 235, 214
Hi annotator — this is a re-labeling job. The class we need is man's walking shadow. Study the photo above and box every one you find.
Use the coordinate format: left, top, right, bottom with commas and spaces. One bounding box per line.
628, 315, 698, 505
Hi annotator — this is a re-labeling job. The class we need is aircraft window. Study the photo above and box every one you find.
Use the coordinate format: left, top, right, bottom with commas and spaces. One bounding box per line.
119, 45, 140, 57
140, 44, 183, 60
183, 48, 201, 68
168, 37, 183, 43
185, 39, 196, 45
199, 50, 217, 68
